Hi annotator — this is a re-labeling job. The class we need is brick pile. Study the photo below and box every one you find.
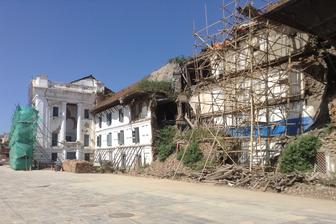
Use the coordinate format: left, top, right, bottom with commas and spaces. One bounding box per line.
62, 160, 94, 173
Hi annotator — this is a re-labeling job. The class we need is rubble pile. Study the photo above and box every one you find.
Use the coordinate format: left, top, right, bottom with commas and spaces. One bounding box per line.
191, 164, 324, 193
62, 160, 94, 173
328, 98, 336, 123
142, 153, 192, 178
321, 130, 336, 158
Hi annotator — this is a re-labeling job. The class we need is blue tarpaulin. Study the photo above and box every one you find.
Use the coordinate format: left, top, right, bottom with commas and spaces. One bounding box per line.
227, 116, 314, 137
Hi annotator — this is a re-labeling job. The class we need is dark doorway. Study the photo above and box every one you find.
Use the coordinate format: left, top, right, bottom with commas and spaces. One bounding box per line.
51, 153, 58, 162
155, 101, 177, 127
84, 153, 90, 162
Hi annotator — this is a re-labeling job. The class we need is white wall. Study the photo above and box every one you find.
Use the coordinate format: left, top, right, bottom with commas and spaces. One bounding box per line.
94, 101, 154, 167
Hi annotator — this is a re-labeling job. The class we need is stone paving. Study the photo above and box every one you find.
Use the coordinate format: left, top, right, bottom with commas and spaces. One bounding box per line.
0, 166, 336, 224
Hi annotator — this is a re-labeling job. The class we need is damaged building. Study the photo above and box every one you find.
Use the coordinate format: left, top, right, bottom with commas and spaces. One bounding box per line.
30, 75, 110, 164
92, 63, 179, 169
26, 0, 336, 174
176, 0, 336, 171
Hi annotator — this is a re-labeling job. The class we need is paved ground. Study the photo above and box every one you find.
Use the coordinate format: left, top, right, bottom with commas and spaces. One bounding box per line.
0, 166, 336, 224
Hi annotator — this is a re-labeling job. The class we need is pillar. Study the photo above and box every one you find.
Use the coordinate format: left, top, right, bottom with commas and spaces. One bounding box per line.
76, 149, 79, 160
35, 95, 44, 147
63, 149, 67, 160
59, 102, 67, 144
77, 103, 82, 143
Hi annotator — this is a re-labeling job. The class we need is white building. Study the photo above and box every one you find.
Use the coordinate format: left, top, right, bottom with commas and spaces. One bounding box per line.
30, 75, 109, 163
92, 63, 178, 169
92, 89, 153, 168
0, 133, 8, 144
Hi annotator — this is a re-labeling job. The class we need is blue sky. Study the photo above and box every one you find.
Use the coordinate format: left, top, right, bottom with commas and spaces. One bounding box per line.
0, 0, 263, 133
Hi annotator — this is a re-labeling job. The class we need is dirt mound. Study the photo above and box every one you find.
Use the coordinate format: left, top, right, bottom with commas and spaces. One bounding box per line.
143, 153, 193, 178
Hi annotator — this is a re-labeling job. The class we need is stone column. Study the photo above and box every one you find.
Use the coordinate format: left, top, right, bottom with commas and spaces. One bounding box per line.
35, 95, 44, 147
77, 103, 82, 143
59, 102, 67, 145
63, 149, 67, 160
76, 149, 80, 160
42, 98, 48, 148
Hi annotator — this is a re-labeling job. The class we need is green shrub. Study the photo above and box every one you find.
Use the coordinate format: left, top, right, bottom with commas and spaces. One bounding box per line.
138, 79, 175, 99
156, 126, 176, 161
280, 135, 321, 173
177, 141, 203, 168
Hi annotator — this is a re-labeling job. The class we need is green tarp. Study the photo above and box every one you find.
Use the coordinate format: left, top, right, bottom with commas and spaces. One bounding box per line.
9, 106, 38, 170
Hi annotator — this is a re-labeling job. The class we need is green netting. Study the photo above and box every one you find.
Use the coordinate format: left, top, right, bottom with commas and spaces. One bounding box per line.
9, 105, 38, 170
9, 142, 33, 170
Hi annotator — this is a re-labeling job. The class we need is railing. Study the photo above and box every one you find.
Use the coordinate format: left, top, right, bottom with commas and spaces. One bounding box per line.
94, 145, 150, 170
48, 81, 98, 92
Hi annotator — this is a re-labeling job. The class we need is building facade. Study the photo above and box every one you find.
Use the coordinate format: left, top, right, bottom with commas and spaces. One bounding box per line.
93, 94, 154, 168
177, 19, 329, 166
92, 63, 179, 169
30, 75, 107, 163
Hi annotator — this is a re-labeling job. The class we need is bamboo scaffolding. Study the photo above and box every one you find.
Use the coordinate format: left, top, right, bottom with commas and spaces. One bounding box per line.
178, 0, 325, 169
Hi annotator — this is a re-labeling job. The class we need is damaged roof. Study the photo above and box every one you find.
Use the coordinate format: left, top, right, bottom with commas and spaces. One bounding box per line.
260, 0, 336, 41
70, 74, 96, 84
92, 82, 140, 114
92, 62, 179, 114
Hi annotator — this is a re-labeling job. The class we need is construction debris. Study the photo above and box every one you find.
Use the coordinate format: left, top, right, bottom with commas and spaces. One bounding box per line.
142, 153, 192, 178
191, 164, 324, 193
328, 98, 336, 124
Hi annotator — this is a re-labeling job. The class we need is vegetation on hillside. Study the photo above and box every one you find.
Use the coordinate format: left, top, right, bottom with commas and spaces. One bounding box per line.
177, 140, 203, 169
138, 79, 175, 99
156, 126, 177, 162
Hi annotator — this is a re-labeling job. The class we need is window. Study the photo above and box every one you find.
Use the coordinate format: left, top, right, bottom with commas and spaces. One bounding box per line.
52, 132, 58, 146
84, 134, 90, 147
66, 152, 76, 160
98, 116, 102, 128
66, 136, 72, 142
52, 106, 59, 117
131, 101, 147, 121
51, 153, 58, 162
84, 109, 90, 119
118, 130, 124, 145
119, 109, 124, 123
107, 133, 112, 146
97, 135, 102, 147
107, 112, 112, 126
132, 127, 140, 143
289, 71, 301, 97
